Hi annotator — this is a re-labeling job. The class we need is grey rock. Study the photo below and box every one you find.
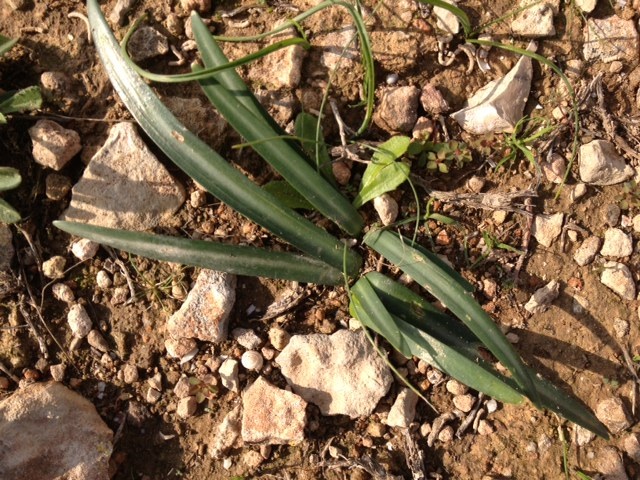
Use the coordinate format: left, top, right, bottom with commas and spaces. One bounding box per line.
219, 358, 240, 392
374, 86, 421, 133
524, 280, 560, 314
571, 183, 587, 201
532, 212, 563, 247
29, 120, 81, 171
373, 194, 399, 226
109, 0, 136, 26
596, 397, 631, 434
451, 43, 534, 134
167, 269, 236, 343
67, 304, 92, 338
127, 26, 169, 62
254, 90, 298, 127
574, 236, 601, 266
241, 377, 307, 445
210, 404, 242, 459
597, 446, 629, 480
277, 329, 393, 418
386, 388, 419, 428
600, 261, 636, 300
0, 224, 13, 271
0, 382, 112, 480
600, 228, 633, 258
511, 3, 556, 38
584, 16, 639, 64
603, 204, 621, 227
62, 122, 186, 230
579, 140, 634, 185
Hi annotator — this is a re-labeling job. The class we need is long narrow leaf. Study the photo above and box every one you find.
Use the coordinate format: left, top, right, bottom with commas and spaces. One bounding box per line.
55, 221, 344, 285
363, 228, 541, 406
86, 0, 361, 276
192, 15, 363, 237
295, 112, 335, 184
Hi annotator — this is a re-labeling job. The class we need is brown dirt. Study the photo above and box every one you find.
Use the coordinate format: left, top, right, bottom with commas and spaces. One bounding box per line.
1, 0, 640, 479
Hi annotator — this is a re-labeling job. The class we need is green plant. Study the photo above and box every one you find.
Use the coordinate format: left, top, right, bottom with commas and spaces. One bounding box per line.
496, 116, 555, 169
0, 167, 21, 223
55, 0, 608, 438
618, 180, 640, 210
0, 35, 42, 124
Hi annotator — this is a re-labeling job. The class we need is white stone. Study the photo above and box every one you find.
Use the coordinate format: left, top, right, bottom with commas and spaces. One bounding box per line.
575, 0, 597, 12
445, 379, 468, 395
486, 398, 498, 414
276, 329, 393, 418
433, 0, 460, 38
52, 283, 74, 303
386, 388, 419, 428
584, 16, 639, 64
373, 194, 399, 226
511, 3, 555, 38
575, 425, 596, 446
451, 43, 534, 134
95, 270, 112, 289
61, 122, 186, 231
268, 326, 290, 351
164, 337, 198, 359
596, 397, 631, 434
67, 303, 92, 338
176, 396, 197, 419
600, 228, 633, 258
219, 358, 240, 392
29, 120, 81, 171
0, 382, 112, 480
167, 269, 236, 343
600, 262, 636, 300
571, 183, 587, 201
71, 238, 99, 261
623, 433, 640, 463
315, 25, 359, 71
210, 405, 242, 459
231, 328, 262, 350
532, 212, 563, 247
42, 256, 66, 279
127, 26, 169, 62
574, 236, 601, 266
525, 280, 560, 314
241, 377, 307, 445
579, 140, 634, 185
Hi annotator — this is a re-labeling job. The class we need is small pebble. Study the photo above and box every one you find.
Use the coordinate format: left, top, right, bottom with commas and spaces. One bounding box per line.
45, 174, 72, 200
96, 270, 113, 289
613, 318, 630, 339
173, 375, 192, 398
437, 425, 454, 443
122, 364, 139, 384
146, 387, 161, 404
49, 363, 66, 382
477, 420, 494, 435
111, 286, 129, 305
190, 190, 207, 208
52, 283, 74, 303
71, 238, 100, 260
176, 396, 197, 419
485, 399, 498, 414
453, 394, 475, 413
419, 422, 431, 438
165, 337, 198, 359
148, 372, 162, 391
466, 176, 485, 193
231, 328, 262, 350
67, 304, 92, 338
43, 256, 66, 279
386, 73, 399, 85
87, 329, 109, 352
268, 326, 290, 350
366, 422, 386, 438
427, 369, 444, 385
445, 379, 468, 395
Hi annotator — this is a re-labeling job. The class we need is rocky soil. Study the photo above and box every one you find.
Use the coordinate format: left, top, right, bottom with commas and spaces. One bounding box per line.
2, 0, 640, 479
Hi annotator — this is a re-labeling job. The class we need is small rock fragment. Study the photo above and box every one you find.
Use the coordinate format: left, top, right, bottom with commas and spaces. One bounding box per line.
268, 326, 290, 351
122, 364, 139, 384
146, 387, 161, 404
433, 0, 460, 38
532, 213, 563, 247
42, 256, 66, 279
210, 405, 242, 459
385, 388, 419, 428
109, 0, 136, 26
231, 328, 262, 350
571, 183, 587, 201
437, 425, 454, 443
374, 86, 421, 133
579, 140, 634, 185
524, 280, 560, 314
45, 173, 72, 200
445, 379, 468, 395
485, 399, 498, 414
49, 363, 66, 382
87, 330, 109, 352
575, 425, 596, 446
623, 433, 640, 463
600, 228, 633, 258
165, 337, 198, 359
373, 194, 399, 226
241, 377, 307, 445
173, 375, 191, 399
71, 238, 100, 261
127, 27, 169, 62
52, 283, 74, 303
180, 0, 211, 13
603, 204, 621, 227
453, 394, 475, 413
511, 3, 556, 38
241, 351, 264, 372
613, 318, 630, 339
29, 120, 81, 171
541, 153, 566, 184
477, 419, 494, 435
583, 16, 639, 64
466, 176, 485, 193
600, 262, 636, 300
420, 83, 450, 115
96, 270, 112, 289
597, 446, 629, 480
67, 304, 92, 338
573, 236, 601, 266
575, 0, 597, 13
219, 358, 240, 392
596, 397, 631, 434
176, 396, 197, 419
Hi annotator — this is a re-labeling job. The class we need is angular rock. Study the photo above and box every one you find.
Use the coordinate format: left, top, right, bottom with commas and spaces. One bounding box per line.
62, 123, 186, 230
579, 140, 634, 185
623, 433, 640, 463
87, 330, 109, 352
109, 0, 136, 26
511, 3, 556, 38
231, 328, 262, 350
167, 269, 236, 343
71, 238, 99, 261
0, 224, 13, 271
574, 236, 601, 266
127, 26, 169, 62
176, 396, 197, 419
433, 0, 460, 39
597, 446, 629, 480
241, 377, 307, 445
373, 194, 398, 226
277, 329, 393, 418
386, 388, 419, 428
524, 280, 560, 314
374, 86, 420, 133
453, 394, 476, 413
583, 16, 639, 64
596, 397, 631, 434
0, 382, 112, 480
165, 337, 198, 359
600, 262, 636, 300
29, 120, 81, 171
575, 425, 596, 446
541, 153, 566, 184
532, 212, 563, 248
575, 0, 597, 12
210, 404, 242, 459
600, 228, 633, 258
451, 43, 534, 134
219, 358, 240, 392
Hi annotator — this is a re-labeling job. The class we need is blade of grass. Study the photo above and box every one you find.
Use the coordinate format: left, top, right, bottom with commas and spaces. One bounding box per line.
54, 221, 344, 284
363, 228, 541, 407
416, 0, 471, 37
86, 0, 361, 276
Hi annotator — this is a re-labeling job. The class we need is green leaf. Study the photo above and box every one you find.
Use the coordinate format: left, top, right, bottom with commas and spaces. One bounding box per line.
0, 167, 21, 192
263, 181, 315, 210
0, 35, 17, 57
0, 86, 42, 115
0, 198, 20, 224
294, 112, 335, 184
353, 136, 411, 208
54, 221, 345, 285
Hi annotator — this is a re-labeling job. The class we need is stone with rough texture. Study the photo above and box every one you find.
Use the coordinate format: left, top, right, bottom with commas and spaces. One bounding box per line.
165, 337, 197, 359
45, 173, 72, 200
532, 212, 563, 247
574, 236, 601, 266
62, 123, 185, 230
600, 228, 633, 258
0, 381, 112, 480
242, 377, 307, 445
167, 269, 236, 343
600, 262, 636, 300
374, 86, 421, 133
232, 328, 262, 350
386, 388, 419, 428
511, 3, 555, 38
421, 83, 450, 116
373, 194, 399, 226
127, 26, 169, 62
596, 397, 631, 434
579, 140, 634, 185
109, 0, 136, 25
315, 25, 359, 71
583, 16, 639, 64
623, 433, 640, 463
43, 255, 66, 279
575, 425, 596, 446
247, 24, 305, 89
597, 446, 629, 480
29, 120, 81, 171
524, 280, 560, 314
219, 358, 240, 392
433, 0, 460, 39
71, 238, 100, 261
67, 304, 92, 338
176, 396, 197, 419
210, 404, 242, 459
451, 44, 533, 134
277, 329, 393, 418
0, 224, 13, 271
575, 0, 597, 12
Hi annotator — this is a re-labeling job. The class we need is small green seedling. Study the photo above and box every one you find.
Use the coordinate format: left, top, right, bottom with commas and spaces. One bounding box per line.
497, 116, 555, 169
0, 167, 21, 223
